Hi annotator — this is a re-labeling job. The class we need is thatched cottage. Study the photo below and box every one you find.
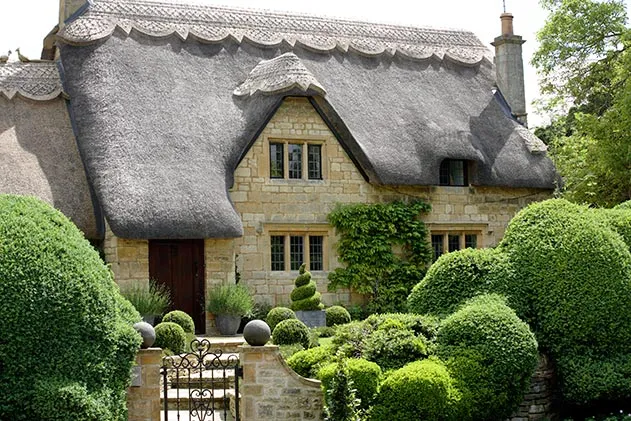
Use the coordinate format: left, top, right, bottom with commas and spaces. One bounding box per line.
1, 0, 556, 332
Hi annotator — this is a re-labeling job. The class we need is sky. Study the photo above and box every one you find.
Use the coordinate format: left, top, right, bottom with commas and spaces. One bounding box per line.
0, 0, 627, 128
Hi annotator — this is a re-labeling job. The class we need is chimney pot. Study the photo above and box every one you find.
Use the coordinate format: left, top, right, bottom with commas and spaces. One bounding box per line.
500, 12, 514, 36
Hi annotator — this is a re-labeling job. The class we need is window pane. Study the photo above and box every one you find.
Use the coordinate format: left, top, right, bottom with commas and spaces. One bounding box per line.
271, 236, 285, 271
309, 236, 323, 271
270, 143, 284, 178
290, 236, 304, 270
431, 234, 444, 261
465, 234, 477, 249
448, 234, 460, 252
439, 161, 450, 185
450, 160, 465, 186
288, 144, 302, 179
308, 144, 322, 180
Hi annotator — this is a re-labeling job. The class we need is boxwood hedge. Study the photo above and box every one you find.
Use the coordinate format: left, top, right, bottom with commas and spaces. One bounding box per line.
0, 195, 141, 421
318, 358, 382, 409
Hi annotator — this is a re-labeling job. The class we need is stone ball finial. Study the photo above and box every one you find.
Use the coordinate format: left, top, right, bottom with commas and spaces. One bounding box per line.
133, 321, 156, 348
243, 319, 271, 346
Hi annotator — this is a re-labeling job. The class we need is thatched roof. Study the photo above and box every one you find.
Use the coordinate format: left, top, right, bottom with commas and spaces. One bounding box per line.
0, 62, 100, 238
55, 0, 557, 239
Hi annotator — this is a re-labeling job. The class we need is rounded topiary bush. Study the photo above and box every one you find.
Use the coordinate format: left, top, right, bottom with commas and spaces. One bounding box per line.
154, 322, 186, 354
325, 305, 351, 327
290, 263, 323, 311
286, 345, 334, 378
318, 358, 382, 409
362, 324, 428, 370
0, 195, 141, 421
369, 358, 460, 421
162, 310, 195, 334
266, 306, 296, 332
272, 319, 310, 348
436, 294, 538, 421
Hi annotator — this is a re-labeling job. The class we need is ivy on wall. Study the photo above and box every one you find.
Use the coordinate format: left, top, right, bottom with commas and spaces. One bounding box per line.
327, 200, 432, 313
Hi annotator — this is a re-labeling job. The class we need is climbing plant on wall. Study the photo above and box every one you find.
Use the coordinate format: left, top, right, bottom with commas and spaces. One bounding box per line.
327, 200, 432, 313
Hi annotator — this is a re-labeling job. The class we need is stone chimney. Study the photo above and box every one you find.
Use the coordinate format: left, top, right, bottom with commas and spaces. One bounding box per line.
491, 12, 527, 126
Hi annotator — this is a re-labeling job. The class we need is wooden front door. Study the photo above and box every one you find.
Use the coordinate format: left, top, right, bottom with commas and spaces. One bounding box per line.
149, 239, 205, 334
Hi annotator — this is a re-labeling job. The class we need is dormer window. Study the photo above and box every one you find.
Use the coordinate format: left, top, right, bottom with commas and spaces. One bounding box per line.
440, 159, 468, 186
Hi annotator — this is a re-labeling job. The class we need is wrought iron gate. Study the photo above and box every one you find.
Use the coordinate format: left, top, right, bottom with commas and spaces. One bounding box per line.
161, 339, 241, 421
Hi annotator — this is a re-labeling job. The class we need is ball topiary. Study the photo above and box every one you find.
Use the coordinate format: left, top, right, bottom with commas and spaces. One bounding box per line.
286, 345, 334, 378
318, 358, 382, 409
290, 263, 323, 311
162, 310, 195, 334
436, 294, 539, 421
362, 324, 428, 371
266, 306, 297, 332
369, 358, 460, 421
325, 305, 351, 327
0, 195, 141, 421
272, 319, 310, 348
154, 322, 187, 354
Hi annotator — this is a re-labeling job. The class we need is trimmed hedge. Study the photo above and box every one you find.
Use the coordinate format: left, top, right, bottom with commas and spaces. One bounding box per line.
318, 358, 382, 409
286, 345, 334, 378
325, 305, 351, 327
362, 325, 427, 371
162, 310, 195, 334
436, 294, 539, 420
272, 319, 310, 348
369, 359, 460, 421
266, 307, 296, 332
330, 320, 375, 358
364, 313, 439, 341
154, 322, 186, 354
0, 195, 141, 421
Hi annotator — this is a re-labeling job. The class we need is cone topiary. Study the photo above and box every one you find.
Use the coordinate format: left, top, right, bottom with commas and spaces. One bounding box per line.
290, 263, 324, 311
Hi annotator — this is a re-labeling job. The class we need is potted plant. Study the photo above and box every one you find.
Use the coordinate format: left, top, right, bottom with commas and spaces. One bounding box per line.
120, 279, 171, 325
206, 284, 254, 336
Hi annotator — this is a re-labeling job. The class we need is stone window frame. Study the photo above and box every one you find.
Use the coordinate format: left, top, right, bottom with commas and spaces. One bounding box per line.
264, 224, 331, 273
264, 135, 328, 182
427, 223, 486, 262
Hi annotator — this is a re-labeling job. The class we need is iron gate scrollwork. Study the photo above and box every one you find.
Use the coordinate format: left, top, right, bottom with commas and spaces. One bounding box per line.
161, 338, 241, 421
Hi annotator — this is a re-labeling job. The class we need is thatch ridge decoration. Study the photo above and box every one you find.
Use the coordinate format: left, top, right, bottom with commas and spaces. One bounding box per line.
0, 62, 64, 101
58, 0, 492, 66
234, 53, 326, 97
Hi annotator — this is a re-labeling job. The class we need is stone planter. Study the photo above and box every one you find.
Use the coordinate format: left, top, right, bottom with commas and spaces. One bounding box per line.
215, 314, 242, 336
295, 310, 326, 328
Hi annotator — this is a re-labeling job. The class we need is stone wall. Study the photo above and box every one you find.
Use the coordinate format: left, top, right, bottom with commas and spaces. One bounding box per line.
240, 344, 323, 421
508, 354, 555, 421
126, 348, 161, 421
103, 223, 149, 289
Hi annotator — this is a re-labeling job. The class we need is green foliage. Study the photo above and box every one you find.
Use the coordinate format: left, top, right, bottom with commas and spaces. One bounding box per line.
318, 358, 382, 409
436, 294, 539, 421
327, 201, 432, 313
0, 195, 141, 421
154, 322, 186, 354
331, 320, 375, 358
206, 283, 254, 316
325, 305, 351, 327
312, 326, 336, 338
364, 313, 439, 341
272, 319, 311, 348
323, 359, 363, 421
362, 324, 428, 371
279, 344, 305, 360
266, 306, 297, 332
119, 279, 170, 317
369, 359, 460, 421
290, 264, 323, 311
286, 345, 335, 378
162, 310, 195, 335
407, 248, 516, 317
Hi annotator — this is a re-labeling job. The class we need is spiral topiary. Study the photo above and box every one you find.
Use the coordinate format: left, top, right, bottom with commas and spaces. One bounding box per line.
290, 263, 324, 311
154, 322, 187, 354
325, 305, 351, 327
266, 306, 297, 332
162, 310, 195, 334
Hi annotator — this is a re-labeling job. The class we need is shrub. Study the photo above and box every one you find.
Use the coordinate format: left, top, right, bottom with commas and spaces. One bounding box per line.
369, 359, 460, 421
326, 306, 351, 327
206, 283, 254, 316
290, 264, 324, 311
266, 306, 297, 332
286, 345, 334, 378
331, 320, 375, 358
272, 319, 310, 348
162, 310, 195, 334
313, 326, 336, 338
154, 322, 187, 354
362, 325, 427, 371
364, 313, 440, 341
119, 279, 170, 318
436, 294, 539, 420
0, 195, 141, 421
318, 358, 382, 409
322, 359, 363, 421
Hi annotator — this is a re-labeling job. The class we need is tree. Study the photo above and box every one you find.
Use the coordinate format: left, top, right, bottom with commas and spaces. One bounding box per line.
532, 0, 631, 207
